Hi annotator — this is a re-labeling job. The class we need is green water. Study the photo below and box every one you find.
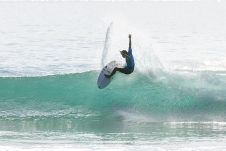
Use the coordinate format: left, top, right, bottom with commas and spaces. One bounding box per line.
0, 71, 225, 133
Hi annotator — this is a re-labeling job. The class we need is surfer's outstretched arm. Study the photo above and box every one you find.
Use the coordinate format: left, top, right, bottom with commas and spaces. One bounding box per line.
129, 34, 132, 49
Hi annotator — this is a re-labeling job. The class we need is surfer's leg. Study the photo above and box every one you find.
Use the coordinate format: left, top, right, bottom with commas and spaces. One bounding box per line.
117, 68, 130, 74
105, 67, 131, 78
105, 67, 119, 78
105, 67, 123, 78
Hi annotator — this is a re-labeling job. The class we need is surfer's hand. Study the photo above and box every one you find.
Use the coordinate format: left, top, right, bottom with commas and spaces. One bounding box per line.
129, 34, 131, 39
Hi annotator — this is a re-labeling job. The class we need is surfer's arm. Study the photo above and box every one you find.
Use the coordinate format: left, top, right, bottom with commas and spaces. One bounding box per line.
128, 34, 132, 54
129, 34, 131, 49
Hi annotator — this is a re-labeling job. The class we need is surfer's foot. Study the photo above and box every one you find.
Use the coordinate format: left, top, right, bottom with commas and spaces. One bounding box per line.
104, 74, 111, 78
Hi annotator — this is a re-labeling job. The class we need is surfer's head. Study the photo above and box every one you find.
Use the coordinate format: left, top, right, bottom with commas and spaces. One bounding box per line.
120, 50, 128, 58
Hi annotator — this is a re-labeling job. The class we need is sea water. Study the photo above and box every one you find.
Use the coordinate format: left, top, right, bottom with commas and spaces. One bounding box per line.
0, 1, 226, 151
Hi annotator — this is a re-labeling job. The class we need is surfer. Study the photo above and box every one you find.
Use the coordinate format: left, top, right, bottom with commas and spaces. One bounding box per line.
105, 34, 135, 78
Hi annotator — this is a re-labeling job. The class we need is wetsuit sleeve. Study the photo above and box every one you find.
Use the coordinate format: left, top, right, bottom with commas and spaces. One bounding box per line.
128, 48, 132, 55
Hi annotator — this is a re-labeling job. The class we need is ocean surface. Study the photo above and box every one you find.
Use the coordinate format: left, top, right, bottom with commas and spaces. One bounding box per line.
1, 1, 226, 151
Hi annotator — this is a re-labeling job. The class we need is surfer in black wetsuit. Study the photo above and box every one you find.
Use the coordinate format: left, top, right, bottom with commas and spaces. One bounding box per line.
105, 34, 135, 78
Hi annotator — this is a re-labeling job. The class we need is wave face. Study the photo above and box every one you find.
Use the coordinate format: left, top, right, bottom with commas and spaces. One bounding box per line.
0, 71, 226, 133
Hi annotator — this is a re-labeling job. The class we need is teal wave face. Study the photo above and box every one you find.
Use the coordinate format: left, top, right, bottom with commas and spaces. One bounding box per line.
0, 71, 226, 132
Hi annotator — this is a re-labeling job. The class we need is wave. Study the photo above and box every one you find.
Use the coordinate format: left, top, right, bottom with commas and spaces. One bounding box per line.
0, 70, 226, 118
0, 70, 226, 133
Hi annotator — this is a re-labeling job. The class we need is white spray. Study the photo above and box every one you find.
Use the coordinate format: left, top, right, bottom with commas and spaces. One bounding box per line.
101, 22, 164, 77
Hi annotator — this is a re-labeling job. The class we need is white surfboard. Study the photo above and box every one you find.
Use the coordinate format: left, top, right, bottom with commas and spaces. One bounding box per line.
97, 61, 120, 89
